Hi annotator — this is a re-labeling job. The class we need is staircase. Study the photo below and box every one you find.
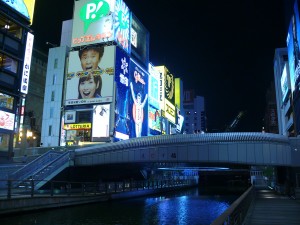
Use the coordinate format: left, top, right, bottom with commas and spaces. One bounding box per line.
9, 150, 74, 190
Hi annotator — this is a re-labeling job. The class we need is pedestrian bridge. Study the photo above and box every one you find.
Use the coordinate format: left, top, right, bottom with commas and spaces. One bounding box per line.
74, 132, 300, 167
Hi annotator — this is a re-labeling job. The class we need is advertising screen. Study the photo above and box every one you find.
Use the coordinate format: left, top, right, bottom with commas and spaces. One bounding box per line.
114, 46, 130, 140
114, 0, 130, 52
280, 64, 289, 102
155, 66, 165, 110
20, 32, 34, 94
71, 0, 130, 53
148, 63, 160, 109
1, 0, 35, 24
65, 45, 115, 106
92, 104, 110, 138
164, 99, 175, 124
0, 110, 15, 131
165, 70, 175, 106
128, 59, 148, 138
148, 105, 161, 135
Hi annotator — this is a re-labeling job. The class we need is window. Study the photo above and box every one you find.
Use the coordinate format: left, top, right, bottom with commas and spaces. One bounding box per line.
50, 107, 54, 118
0, 53, 18, 73
51, 91, 55, 101
0, 14, 23, 39
54, 58, 58, 68
52, 74, 56, 85
0, 92, 14, 110
48, 125, 52, 136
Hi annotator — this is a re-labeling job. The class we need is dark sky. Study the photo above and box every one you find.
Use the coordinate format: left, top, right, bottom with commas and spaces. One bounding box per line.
31, 0, 290, 132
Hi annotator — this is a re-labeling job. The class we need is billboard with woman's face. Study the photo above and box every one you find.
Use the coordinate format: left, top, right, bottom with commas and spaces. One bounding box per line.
65, 45, 115, 106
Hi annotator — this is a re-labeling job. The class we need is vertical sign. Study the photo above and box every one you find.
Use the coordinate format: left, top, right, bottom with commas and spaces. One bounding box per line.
20, 32, 34, 94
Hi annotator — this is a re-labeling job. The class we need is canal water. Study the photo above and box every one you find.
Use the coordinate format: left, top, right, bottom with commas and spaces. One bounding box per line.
0, 187, 242, 225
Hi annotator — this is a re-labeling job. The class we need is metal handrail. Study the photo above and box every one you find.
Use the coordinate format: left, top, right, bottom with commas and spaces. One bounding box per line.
210, 185, 254, 225
31, 151, 72, 189
9, 151, 63, 187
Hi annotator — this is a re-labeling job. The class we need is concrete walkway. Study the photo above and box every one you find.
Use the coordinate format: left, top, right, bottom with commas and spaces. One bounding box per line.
244, 189, 300, 225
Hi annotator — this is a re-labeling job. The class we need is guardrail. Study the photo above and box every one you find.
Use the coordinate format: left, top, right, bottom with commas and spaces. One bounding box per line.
0, 179, 197, 199
210, 185, 254, 225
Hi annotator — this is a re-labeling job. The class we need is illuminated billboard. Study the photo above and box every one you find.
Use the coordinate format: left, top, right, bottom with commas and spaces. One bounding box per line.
20, 32, 34, 94
155, 66, 166, 110
281, 63, 290, 103
164, 99, 175, 124
165, 70, 175, 106
148, 63, 160, 109
65, 45, 115, 106
287, 0, 300, 93
148, 105, 161, 135
0, 110, 15, 131
114, 46, 130, 140
128, 59, 148, 138
71, 0, 130, 53
92, 104, 110, 139
1, 0, 36, 24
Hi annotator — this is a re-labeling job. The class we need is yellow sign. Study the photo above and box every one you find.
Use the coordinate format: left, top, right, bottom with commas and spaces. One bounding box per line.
64, 123, 91, 130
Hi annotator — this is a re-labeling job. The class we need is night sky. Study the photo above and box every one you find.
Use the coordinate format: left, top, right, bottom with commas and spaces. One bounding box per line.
31, 0, 291, 132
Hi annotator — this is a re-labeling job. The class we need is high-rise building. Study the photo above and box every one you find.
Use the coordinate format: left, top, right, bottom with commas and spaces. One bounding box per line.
0, 1, 36, 161
183, 90, 206, 134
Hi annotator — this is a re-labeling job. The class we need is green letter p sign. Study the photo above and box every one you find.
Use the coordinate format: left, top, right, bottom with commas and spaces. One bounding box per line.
80, 0, 110, 34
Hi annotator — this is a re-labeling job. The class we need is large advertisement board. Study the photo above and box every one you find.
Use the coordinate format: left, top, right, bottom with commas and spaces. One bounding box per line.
165, 69, 175, 106
128, 59, 148, 138
281, 64, 290, 103
114, 47, 130, 140
0, 110, 15, 131
65, 45, 115, 106
92, 104, 110, 139
155, 66, 165, 110
148, 105, 161, 135
71, 0, 130, 53
148, 63, 160, 109
1, 0, 35, 24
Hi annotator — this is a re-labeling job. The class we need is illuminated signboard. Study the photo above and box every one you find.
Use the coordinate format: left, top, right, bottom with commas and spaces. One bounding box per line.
114, 0, 130, 52
71, 0, 130, 53
20, 32, 34, 94
281, 64, 290, 102
65, 45, 115, 106
165, 70, 175, 105
148, 63, 160, 109
287, 0, 300, 93
148, 105, 161, 134
114, 46, 130, 140
128, 59, 148, 138
0, 110, 15, 131
64, 123, 91, 130
1, 0, 36, 24
92, 104, 110, 138
154, 66, 165, 110
164, 99, 175, 124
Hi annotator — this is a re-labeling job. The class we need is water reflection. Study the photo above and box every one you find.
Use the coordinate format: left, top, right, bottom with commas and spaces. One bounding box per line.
0, 187, 237, 225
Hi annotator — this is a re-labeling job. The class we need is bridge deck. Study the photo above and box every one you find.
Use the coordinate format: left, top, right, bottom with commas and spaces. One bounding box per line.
244, 189, 300, 225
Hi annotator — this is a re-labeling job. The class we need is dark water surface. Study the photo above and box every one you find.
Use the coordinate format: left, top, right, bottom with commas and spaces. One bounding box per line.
0, 187, 240, 225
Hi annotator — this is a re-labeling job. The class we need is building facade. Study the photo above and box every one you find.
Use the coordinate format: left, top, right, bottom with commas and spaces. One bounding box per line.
0, 1, 35, 160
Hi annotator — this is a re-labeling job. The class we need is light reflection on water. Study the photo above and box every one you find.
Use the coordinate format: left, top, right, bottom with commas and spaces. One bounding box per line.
0, 187, 238, 225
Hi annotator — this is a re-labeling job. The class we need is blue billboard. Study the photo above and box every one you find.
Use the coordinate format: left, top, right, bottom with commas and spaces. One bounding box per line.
128, 59, 148, 138
114, 47, 130, 140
